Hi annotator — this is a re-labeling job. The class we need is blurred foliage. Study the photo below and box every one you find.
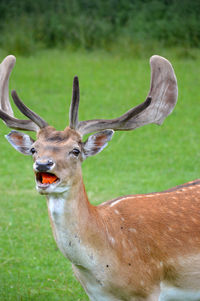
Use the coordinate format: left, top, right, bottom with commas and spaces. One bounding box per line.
0, 0, 200, 55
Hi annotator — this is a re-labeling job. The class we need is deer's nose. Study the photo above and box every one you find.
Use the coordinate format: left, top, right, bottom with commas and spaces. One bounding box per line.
35, 159, 55, 172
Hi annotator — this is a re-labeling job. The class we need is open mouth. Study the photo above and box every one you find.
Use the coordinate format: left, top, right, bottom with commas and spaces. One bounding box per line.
36, 172, 60, 188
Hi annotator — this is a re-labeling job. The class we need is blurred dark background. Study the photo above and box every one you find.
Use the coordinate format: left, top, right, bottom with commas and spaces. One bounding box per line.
0, 0, 199, 56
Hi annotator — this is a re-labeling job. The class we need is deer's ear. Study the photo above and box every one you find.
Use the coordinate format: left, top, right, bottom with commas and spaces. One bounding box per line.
82, 130, 114, 159
5, 130, 35, 155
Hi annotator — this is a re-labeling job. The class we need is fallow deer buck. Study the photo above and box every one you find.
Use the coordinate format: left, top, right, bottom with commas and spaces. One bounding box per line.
1, 54, 200, 301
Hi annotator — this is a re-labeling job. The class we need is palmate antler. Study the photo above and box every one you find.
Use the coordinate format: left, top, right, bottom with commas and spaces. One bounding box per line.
0, 55, 48, 132
70, 55, 178, 135
0, 55, 178, 135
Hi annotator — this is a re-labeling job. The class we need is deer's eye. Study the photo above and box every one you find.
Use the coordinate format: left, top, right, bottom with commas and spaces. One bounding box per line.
71, 148, 80, 157
30, 147, 36, 155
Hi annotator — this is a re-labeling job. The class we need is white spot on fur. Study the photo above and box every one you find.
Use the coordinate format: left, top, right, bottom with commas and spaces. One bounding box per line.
174, 238, 182, 245
109, 237, 115, 245
129, 228, 137, 233
157, 261, 163, 268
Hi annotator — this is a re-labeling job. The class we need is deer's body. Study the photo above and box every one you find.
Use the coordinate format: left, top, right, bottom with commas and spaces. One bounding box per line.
1, 55, 200, 300
47, 173, 200, 301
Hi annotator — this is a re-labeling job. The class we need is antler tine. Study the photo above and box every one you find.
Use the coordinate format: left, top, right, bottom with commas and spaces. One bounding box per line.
11, 90, 48, 129
0, 55, 41, 132
0, 109, 39, 131
77, 97, 152, 134
69, 76, 80, 130
77, 55, 178, 135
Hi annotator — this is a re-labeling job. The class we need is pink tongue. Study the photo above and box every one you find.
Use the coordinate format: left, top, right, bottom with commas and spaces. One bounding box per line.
41, 173, 58, 184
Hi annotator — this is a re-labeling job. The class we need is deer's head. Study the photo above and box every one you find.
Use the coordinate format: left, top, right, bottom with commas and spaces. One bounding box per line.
0, 55, 178, 195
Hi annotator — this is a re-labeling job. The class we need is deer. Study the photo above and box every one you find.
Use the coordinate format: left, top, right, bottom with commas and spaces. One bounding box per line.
0, 54, 200, 301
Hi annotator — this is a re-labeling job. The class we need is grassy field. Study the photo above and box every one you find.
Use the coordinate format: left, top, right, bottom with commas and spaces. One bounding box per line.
0, 49, 200, 300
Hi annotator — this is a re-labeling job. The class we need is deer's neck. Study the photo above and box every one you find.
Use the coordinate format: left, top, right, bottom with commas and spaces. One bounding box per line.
46, 176, 99, 266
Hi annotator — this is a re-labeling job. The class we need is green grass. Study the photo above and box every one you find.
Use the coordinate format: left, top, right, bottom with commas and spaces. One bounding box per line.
0, 49, 200, 300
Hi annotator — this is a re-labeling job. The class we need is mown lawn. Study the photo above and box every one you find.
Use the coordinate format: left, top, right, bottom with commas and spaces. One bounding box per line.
0, 49, 200, 300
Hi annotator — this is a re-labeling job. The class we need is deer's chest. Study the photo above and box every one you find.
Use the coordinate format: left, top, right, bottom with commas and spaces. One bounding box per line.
47, 196, 113, 297
47, 196, 97, 268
